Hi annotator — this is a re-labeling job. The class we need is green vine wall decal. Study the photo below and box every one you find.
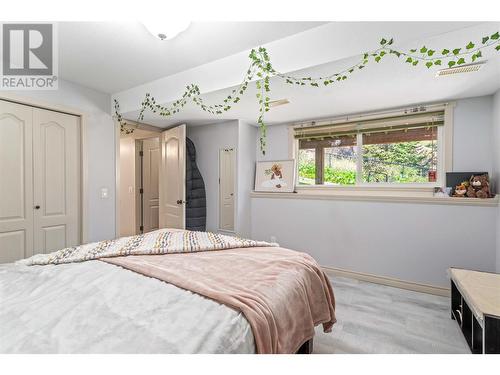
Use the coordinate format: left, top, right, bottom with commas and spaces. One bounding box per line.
114, 31, 500, 154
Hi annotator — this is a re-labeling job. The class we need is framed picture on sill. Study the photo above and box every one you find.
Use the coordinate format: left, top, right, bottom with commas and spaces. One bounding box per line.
254, 160, 295, 193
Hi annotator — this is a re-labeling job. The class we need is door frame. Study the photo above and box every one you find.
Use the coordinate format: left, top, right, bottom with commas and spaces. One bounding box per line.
114, 119, 162, 238
0, 93, 87, 244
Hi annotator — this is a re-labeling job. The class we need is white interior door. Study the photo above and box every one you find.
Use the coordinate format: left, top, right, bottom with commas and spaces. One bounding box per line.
142, 137, 160, 233
219, 148, 235, 232
33, 108, 80, 254
0, 100, 34, 263
159, 125, 185, 229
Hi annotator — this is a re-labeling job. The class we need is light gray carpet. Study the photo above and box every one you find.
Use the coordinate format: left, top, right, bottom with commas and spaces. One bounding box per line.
314, 276, 470, 354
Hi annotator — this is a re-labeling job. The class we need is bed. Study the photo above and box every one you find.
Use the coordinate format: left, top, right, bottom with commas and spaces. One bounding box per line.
0, 229, 336, 354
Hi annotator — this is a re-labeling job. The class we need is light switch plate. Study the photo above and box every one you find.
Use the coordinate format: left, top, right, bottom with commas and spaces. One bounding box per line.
100, 187, 109, 199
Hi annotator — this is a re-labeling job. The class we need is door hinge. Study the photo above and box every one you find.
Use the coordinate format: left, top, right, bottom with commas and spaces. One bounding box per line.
139, 225, 144, 232
139, 188, 144, 194
139, 151, 144, 157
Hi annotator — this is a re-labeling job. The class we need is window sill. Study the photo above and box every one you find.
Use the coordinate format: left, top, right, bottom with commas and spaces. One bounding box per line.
296, 184, 437, 194
250, 190, 500, 207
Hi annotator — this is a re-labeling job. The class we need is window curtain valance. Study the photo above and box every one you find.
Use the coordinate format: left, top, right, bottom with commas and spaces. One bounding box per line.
294, 111, 445, 141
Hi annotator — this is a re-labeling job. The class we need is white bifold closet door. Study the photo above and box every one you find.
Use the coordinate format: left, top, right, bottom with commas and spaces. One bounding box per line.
32, 108, 79, 254
0, 101, 34, 262
0, 100, 80, 263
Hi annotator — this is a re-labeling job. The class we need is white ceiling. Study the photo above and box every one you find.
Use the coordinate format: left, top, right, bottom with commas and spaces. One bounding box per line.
117, 22, 500, 127
58, 21, 327, 93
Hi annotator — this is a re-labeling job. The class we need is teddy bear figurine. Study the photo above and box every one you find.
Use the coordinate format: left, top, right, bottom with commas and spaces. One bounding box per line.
466, 174, 491, 199
453, 183, 468, 198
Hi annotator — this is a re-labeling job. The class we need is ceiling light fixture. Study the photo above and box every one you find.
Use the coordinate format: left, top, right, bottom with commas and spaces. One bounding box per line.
269, 99, 290, 108
435, 61, 486, 77
142, 20, 191, 41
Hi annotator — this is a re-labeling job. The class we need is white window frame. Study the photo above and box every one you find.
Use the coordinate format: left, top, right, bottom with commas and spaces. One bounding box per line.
289, 102, 454, 192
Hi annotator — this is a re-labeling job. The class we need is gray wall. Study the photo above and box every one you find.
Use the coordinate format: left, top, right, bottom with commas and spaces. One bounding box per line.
493, 90, 500, 272
187, 121, 239, 233
236, 121, 257, 237
453, 96, 494, 175
251, 95, 498, 287
255, 123, 290, 162
6, 79, 116, 243
251, 198, 496, 287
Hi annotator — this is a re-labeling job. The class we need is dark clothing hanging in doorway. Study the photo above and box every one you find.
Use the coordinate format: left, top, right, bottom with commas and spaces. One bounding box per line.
185, 137, 206, 231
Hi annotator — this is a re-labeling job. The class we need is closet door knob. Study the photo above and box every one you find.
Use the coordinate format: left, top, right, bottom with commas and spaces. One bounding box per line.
34, 205, 40, 209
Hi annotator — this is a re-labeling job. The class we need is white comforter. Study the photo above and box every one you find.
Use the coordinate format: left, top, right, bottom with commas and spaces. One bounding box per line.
0, 260, 255, 353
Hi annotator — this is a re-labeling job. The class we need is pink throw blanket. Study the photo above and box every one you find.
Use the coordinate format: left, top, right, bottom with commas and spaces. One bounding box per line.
103, 246, 336, 354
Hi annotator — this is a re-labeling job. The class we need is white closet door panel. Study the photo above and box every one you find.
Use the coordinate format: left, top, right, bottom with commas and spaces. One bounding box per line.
33, 108, 79, 254
0, 100, 34, 263
143, 137, 160, 233
42, 225, 67, 251
150, 206, 159, 230
41, 123, 66, 215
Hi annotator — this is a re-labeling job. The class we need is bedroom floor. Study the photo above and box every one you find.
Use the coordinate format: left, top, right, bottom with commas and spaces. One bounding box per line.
314, 276, 470, 354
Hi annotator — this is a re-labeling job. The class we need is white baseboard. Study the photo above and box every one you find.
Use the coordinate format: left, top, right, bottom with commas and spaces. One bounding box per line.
322, 266, 450, 297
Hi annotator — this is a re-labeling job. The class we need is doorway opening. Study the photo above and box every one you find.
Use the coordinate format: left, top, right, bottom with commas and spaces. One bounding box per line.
118, 128, 161, 237
116, 123, 196, 237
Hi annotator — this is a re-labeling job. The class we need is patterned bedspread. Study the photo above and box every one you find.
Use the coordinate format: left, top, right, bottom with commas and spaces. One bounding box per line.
20, 229, 277, 266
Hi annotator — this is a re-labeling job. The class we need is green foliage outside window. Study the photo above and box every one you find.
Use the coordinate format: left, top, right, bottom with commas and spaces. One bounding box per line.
299, 163, 356, 185
298, 140, 437, 185
362, 141, 436, 183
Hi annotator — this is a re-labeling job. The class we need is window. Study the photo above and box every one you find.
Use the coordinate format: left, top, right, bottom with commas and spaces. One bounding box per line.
295, 111, 444, 186
298, 135, 357, 185
361, 127, 437, 183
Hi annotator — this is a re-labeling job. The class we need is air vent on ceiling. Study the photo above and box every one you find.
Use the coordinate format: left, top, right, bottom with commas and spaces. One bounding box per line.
269, 99, 290, 108
436, 61, 486, 77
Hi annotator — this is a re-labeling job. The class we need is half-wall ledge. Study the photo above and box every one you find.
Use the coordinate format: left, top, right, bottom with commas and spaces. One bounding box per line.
250, 191, 500, 207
